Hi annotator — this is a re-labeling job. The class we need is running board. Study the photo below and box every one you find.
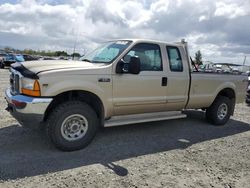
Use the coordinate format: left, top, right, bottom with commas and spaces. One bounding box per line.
104, 111, 187, 127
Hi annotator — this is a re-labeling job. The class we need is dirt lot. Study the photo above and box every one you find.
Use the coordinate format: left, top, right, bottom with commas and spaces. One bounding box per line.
0, 68, 249, 188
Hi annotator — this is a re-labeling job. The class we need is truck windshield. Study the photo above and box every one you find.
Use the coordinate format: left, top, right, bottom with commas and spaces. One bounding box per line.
80, 40, 132, 63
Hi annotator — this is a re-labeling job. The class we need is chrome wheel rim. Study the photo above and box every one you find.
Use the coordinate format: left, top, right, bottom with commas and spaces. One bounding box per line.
61, 114, 88, 141
217, 103, 228, 120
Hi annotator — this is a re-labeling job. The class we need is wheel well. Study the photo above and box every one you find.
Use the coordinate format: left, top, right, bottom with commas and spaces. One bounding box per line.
216, 88, 236, 115
44, 90, 104, 124
217, 88, 235, 100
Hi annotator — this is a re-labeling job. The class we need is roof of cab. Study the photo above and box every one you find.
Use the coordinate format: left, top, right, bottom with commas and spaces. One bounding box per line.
114, 38, 185, 47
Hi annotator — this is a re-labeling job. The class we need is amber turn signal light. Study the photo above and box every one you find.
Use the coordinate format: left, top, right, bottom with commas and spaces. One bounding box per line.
21, 80, 41, 97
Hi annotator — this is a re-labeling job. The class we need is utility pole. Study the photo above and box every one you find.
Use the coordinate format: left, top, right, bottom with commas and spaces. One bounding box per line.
72, 30, 79, 60
73, 37, 77, 60
242, 56, 246, 72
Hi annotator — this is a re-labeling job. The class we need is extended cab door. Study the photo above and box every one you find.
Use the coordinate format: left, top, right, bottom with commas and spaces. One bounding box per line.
112, 43, 168, 115
163, 46, 190, 110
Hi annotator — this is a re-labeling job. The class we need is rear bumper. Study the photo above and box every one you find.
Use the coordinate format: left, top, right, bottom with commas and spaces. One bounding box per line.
5, 88, 53, 125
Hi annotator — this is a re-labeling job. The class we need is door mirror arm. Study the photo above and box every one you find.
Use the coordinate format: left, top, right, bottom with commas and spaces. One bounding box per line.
116, 59, 126, 74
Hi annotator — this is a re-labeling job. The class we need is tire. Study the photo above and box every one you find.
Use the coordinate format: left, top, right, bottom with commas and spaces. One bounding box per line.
0, 61, 4, 69
47, 101, 99, 151
206, 96, 232, 126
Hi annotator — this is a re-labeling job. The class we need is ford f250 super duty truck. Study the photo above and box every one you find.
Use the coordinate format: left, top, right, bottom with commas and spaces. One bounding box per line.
5, 39, 248, 151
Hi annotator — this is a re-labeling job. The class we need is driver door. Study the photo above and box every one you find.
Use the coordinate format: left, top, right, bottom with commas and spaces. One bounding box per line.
112, 43, 168, 115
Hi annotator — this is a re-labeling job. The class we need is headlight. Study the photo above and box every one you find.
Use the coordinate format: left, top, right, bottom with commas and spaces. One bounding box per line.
21, 77, 41, 97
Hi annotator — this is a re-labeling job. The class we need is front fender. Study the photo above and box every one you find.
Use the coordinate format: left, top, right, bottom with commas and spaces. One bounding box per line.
41, 78, 113, 118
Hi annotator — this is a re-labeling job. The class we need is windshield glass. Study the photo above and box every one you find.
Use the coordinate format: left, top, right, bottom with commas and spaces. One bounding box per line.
80, 40, 132, 63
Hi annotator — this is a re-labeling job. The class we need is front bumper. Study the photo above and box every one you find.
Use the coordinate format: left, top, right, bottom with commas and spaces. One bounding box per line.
5, 88, 53, 125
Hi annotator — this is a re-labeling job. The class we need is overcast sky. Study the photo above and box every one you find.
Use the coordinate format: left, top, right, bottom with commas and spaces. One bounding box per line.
0, 0, 249, 65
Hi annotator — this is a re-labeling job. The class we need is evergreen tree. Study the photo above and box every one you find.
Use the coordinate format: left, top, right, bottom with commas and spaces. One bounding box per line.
195, 50, 203, 65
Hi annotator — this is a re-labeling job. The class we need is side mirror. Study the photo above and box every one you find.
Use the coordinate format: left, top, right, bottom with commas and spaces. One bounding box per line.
129, 56, 141, 74
115, 56, 141, 74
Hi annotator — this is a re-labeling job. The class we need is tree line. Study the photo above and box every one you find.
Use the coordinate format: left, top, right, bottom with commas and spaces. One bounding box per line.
2, 47, 81, 57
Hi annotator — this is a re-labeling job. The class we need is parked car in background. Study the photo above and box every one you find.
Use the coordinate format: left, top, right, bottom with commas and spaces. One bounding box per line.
15, 54, 25, 62
0, 52, 7, 68
42, 56, 57, 60
199, 63, 216, 72
23, 54, 39, 61
4, 53, 16, 65
0, 53, 25, 68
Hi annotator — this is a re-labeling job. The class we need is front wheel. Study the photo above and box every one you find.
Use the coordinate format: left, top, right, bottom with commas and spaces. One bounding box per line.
206, 96, 233, 126
47, 101, 99, 151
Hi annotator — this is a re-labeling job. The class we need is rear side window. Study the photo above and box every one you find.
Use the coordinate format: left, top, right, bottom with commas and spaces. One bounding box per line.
166, 46, 183, 72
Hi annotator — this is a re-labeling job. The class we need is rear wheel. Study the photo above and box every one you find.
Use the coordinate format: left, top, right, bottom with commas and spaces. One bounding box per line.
47, 101, 99, 151
206, 96, 232, 126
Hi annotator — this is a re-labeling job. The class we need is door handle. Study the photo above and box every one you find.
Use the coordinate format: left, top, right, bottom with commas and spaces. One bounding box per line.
162, 77, 168, 86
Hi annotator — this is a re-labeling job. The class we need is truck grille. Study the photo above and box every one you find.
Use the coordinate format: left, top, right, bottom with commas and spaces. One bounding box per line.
10, 70, 20, 95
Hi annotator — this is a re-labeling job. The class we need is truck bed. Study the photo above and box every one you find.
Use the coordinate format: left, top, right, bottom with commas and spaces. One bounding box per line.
187, 72, 247, 109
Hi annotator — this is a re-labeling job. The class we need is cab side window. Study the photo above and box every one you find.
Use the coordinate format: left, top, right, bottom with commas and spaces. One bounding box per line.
124, 43, 162, 71
166, 46, 183, 72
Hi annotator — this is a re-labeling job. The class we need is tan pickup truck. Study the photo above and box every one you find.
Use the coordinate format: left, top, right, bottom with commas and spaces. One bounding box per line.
5, 39, 248, 151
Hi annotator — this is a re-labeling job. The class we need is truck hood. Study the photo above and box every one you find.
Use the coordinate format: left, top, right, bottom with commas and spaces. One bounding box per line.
20, 60, 106, 74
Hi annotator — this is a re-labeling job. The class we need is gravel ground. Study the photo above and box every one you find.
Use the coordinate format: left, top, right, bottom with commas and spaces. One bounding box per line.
0, 68, 249, 188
